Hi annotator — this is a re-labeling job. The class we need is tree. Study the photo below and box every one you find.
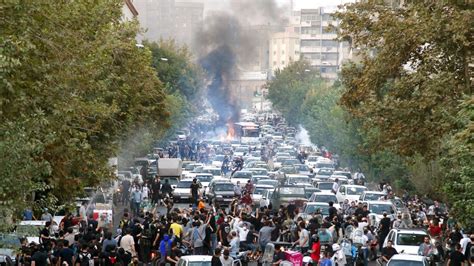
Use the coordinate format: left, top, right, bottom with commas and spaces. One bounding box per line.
146, 40, 205, 102
267, 61, 323, 125
440, 97, 474, 230
0, 1, 168, 215
334, 2, 472, 158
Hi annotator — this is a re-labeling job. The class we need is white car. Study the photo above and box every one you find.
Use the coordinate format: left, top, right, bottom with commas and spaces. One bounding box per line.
335, 185, 367, 203
173, 179, 195, 202
211, 155, 226, 168
364, 200, 397, 226
259, 188, 273, 208
359, 191, 386, 201
177, 255, 212, 266
252, 185, 274, 204
383, 229, 432, 255
387, 254, 429, 266
202, 167, 222, 178
286, 174, 312, 186
308, 192, 340, 209
195, 173, 213, 195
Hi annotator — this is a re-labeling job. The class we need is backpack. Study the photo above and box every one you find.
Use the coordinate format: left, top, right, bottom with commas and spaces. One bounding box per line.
76, 251, 93, 266
119, 219, 130, 230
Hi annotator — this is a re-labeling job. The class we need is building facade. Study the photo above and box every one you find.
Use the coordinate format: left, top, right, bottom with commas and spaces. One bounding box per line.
269, 30, 300, 74
299, 8, 349, 80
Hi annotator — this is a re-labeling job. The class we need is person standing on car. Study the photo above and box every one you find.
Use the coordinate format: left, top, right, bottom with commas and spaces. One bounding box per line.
332, 178, 339, 194
190, 178, 200, 207
161, 179, 173, 198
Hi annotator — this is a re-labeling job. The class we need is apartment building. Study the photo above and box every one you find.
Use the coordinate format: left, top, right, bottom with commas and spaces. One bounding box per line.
299, 8, 349, 80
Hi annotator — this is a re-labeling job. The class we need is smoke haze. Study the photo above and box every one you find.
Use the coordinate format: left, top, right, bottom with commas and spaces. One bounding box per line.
195, 0, 287, 126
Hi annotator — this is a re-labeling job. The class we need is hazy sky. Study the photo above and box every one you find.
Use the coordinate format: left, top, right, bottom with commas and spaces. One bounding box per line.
202, 0, 355, 13
277, 0, 355, 9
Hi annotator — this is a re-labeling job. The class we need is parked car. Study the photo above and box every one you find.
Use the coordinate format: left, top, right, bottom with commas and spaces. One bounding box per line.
256, 179, 279, 188
383, 229, 431, 255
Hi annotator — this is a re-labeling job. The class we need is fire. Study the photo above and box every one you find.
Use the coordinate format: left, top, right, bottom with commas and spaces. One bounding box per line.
226, 120, 235, 140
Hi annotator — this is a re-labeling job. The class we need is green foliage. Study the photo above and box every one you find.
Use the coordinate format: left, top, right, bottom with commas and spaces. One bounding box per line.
334, 2, 472, 158
440, 97, 474, 230
145, 40, 205, 101
0, 1, 168, 216
267, 61, 323, 126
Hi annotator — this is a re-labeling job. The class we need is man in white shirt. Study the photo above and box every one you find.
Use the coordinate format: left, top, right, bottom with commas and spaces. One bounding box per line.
120, 230, 136, 257
332, 178, 340, 194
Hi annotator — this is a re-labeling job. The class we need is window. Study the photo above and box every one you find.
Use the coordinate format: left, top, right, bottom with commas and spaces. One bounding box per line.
281, 50, 285, 54
273, 51, 276, 55
273, 61, 277, 65
281, 61, 285, 65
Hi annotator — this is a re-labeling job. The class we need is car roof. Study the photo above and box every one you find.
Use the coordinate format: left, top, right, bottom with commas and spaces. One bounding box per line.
255, 184, 274, 189
340, 185, 367, 188
313, 192, 336, 196
389, 254, 425, 261
365, 200, 394, 205
179, 179, 194, 182
364, 191, 386, 194
181, 255, 212, 262
392, 228, 428, 234
306, 202, 329, 206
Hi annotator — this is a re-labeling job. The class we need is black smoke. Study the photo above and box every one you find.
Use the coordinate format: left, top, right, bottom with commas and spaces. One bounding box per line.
195, 1, 288, 127
198, 44, 238, 125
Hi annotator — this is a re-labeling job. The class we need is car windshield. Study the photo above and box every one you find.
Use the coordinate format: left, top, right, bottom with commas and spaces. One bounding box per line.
387, 261, 423, 266
177, 181, 193, 188
250, 169, 268, 176
164, 178, 179, 185
214, 183, 234, 191
318, 183, 333, 190
347, 187, 366, 195
279, 187, 305, 196
16, 225, 41, 237
307, 157, 318, 162
203, 169, 221, 176
188, 262, 211, 266
257, 180, 278, 187
235, 147, 247, 152
369, 204, 393, 214
275, 157, 289, 162
233, 172, 252, 178
254, 187, 268, 195
196, 175, 212, 182
365, 193, 384, 201
289, 177, 310, 184
314, 195, 337, 203
305, 205, 330, 215
316, 163, 333, 168
280, 167, 297, 174
0, 234, 21, 249
397, 233, 427, 246
283, 159, 298, 165
295, 165, 310, 171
